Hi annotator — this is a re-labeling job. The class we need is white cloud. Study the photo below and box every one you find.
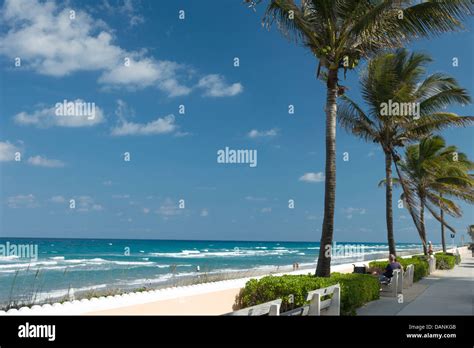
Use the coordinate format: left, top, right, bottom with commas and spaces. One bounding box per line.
0, 0, 121, 76
299, 172, 325, 183
174, 131, 191, 137
143, 207, 150, 214
14, 100, 104, 128
114, 99, 134, 122
50, 195, 66, 203
74, 196, 103, 212
111, 115, 177, 136
156, 198, 182, 219
128, 14, 144, 27
200, 209, 209, 217
27, 155, 65, 168
245, 196, 267, 201
197, 74, 243, 97
101, 0, 145, 27
112, 194, 130, 199
248, 128, 278, 138
103, 180, 113, 186
0, 141, 20, 161
99, 59, 191, 95
343, 207, 367, 219
0, 0, 241, 98
7, 194, 38, 208
111, 100, 182, 136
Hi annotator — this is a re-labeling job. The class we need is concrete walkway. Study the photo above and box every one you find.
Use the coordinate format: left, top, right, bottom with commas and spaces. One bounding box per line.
357, 247, 473, 316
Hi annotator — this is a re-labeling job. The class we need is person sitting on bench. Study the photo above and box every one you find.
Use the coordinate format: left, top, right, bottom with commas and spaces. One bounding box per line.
376, 254, 401, 283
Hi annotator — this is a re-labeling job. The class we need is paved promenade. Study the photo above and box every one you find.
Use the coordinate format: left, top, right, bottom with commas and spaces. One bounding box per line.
357, 247, 473, 315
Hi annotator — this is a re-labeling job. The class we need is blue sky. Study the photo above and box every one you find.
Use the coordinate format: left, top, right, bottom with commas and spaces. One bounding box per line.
0, 0, 472, 243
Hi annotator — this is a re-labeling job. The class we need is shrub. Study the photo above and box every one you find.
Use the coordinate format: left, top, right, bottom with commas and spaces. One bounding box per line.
434, 253, 456, 269
330, 273, 380, 315
412, 254, 429, 262
369, 257, 429, 282
368, 260, 389, 274
237, 273, 379, 316
399, 258, 429, 282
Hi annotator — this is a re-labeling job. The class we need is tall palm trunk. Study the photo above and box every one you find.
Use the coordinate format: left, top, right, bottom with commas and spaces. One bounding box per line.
316, 68, 338, 277
440, 193, 446, 252
384, 151, 396, 256
420, 196, 428, 255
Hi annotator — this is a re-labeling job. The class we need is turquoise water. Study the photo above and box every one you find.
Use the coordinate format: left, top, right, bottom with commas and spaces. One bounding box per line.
0, 238, 432, 306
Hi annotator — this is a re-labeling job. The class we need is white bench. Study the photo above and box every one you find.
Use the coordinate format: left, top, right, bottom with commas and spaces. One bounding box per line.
225, 299, 282, 316
380, 269, 402, 297
403, 264, 414, 289
281, 284, 341, 316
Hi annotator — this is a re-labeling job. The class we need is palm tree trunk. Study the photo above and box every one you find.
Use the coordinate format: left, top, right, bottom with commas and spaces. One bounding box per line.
316, 68, 338, 277
384, 151, 396, 256
420, 197, 427, 255
440, 194, 446, 253
391, 151, 428, 254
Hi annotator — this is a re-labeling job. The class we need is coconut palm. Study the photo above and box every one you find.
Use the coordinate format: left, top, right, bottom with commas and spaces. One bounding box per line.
396, 136, 474, 254
436, 155, 474, 252
429, 149, 473, 252
338, 49, 472, 256
245, 0, 473, 276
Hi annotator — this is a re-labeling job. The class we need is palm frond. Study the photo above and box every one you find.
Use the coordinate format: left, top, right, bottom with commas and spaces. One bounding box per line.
399, 1, 473, 39
337, 95, 379, 142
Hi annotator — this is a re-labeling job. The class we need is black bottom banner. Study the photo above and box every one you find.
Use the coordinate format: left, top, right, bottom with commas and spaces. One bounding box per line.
0, 315, 472, 347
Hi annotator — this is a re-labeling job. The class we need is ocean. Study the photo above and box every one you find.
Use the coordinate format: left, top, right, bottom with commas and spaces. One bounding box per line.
0, 238, 435, 307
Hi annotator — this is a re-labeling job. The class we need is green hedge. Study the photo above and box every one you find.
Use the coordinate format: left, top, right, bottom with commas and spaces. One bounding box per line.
369, 257, 429, 282
434, 253, 457, 269
237, 273, 380, 316
331, 273, 380, 315
411, 254, 429, 262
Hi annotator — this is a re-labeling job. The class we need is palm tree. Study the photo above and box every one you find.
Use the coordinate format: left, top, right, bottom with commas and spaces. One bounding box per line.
432, 151, 473, 252
245, 0, 473, 276
338, 49, 472, 256
396, 136, 474, 254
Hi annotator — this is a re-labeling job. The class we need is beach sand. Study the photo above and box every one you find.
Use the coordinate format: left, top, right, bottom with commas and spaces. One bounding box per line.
89, 288, 241, 315
87, 262, 357, 315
